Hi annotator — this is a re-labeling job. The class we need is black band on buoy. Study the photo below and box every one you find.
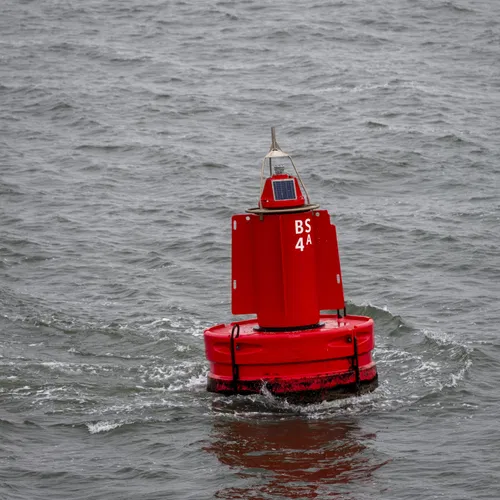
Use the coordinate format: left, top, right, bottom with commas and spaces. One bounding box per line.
352, 335, 360, 394
230, 324, 240, 393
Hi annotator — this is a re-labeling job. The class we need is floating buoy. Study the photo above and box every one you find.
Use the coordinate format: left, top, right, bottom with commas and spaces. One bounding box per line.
204, 129, 378, 403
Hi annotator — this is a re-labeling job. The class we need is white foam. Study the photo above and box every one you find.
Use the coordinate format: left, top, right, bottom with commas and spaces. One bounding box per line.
448, 359, 472, 388
40, 361, 83, 374
166, 372, 206, 392
413, 360, 441, 374
12, 385, 31, 393
422, 328, 472, 353
359, 300, 395, 314
141, 317, 181, 330
39, 361, 113, 376
139, 360, 201, 383
86, 420, 123, 434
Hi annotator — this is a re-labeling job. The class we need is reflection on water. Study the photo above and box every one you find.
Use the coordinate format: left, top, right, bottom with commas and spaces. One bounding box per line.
206, 412, 389, 499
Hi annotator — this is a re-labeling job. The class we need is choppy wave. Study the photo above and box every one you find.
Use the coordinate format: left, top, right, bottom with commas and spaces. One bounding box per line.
2, 0, 500, 497
86, 420, 124, 434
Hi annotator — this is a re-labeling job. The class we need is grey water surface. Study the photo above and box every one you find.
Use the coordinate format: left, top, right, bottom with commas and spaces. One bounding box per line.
1, 0, 500, 499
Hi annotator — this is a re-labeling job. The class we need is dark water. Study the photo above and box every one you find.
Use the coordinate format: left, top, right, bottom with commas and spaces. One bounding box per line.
1, 0, 500, 498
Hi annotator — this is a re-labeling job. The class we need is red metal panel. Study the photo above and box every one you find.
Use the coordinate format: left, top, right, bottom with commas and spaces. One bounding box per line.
251, 212, 320, 329
278, 212, 319, 327
231, 214, 256, 314
232, 209, 344, 322
252, 214, 285, 326
313, 210, 345, 310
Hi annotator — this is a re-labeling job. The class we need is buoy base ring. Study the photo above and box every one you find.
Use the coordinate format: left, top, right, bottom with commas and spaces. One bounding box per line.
204, 314, 378, 404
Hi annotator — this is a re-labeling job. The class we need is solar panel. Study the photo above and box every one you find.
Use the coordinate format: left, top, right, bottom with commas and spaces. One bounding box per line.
272, 179, 296, 201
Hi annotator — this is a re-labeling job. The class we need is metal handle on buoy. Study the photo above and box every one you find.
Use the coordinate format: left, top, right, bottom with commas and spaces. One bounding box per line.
230, 323, 240, 394
352, 335, 361, 394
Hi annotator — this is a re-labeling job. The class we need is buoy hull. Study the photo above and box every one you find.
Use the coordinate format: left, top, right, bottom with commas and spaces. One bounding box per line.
204, 314, 378, 403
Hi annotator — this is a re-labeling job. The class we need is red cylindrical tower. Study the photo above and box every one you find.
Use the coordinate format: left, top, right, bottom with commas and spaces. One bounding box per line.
204, 129, 378, 403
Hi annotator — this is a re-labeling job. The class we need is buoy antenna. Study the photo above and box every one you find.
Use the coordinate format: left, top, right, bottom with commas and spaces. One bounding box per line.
270, 126, 281, 154
265, 127, 289, 158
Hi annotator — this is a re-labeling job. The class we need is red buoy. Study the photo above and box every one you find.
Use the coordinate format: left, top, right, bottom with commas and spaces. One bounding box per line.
204, 129, 378, 403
